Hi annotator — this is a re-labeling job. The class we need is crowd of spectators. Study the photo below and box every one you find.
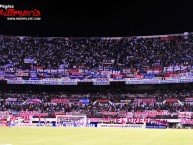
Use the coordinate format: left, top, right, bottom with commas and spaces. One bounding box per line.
0, 34, 193, 72
118, 35, 193, 68
0, 90, 193, 118
0, 37, 118, 70
0, 33, 193, 119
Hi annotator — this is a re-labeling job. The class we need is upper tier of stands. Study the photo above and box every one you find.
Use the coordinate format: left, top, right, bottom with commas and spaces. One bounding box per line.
0, 32, 193, 81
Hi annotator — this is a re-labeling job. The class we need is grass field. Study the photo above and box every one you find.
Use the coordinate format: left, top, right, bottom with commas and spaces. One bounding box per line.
0, 127, 193, 145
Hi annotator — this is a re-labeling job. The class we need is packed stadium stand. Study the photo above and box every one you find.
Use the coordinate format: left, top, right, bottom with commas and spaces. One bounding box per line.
0, 32, 193, 128
0, 33, 192, 70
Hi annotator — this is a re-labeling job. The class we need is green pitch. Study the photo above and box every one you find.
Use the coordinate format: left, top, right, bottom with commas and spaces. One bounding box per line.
0, 127, 193, 145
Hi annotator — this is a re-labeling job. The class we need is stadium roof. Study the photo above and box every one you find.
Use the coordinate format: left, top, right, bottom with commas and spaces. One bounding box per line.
1, 0, 193, 37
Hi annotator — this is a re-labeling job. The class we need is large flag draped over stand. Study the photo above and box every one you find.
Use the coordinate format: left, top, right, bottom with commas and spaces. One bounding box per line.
93, 99, 113, 105
79, 98, 89, 104
136, 98, 156, 105
185, 98, 193, 102
165, 98, 178, 103
22, 99, 42, 104
6, 97, 17, 102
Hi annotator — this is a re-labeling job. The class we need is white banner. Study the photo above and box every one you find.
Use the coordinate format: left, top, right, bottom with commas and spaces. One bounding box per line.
6, 97, 17, 102
98, 124, 143, 128
24, 58, 37, 64
16, 123, 35, 126
127, 112, 133, 118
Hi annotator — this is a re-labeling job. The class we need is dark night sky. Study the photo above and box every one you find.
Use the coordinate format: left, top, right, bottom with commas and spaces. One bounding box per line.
1, 0, 193, 37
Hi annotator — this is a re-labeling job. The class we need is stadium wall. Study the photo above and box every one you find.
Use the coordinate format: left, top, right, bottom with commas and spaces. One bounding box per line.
0, 80, 192, 92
